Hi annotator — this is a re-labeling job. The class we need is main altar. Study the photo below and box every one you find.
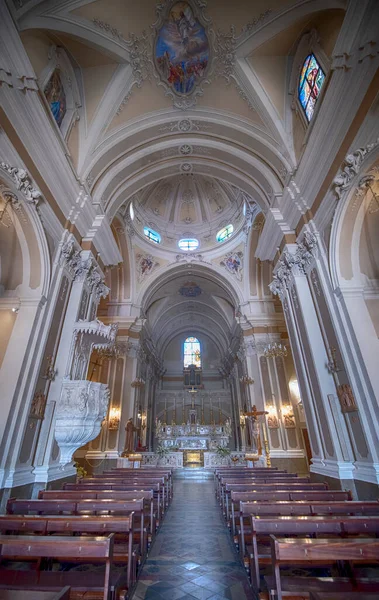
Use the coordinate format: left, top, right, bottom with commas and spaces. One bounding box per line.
156, 421, 231, 450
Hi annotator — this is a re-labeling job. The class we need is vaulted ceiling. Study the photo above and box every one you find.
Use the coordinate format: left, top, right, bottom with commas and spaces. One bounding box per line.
12, 0, 346, 235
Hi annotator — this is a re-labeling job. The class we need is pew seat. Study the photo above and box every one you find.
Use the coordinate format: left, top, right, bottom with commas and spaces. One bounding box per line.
0, 534, 127, 600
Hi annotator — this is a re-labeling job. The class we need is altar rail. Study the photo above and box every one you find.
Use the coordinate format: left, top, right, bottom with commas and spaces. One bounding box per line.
117, 452, 264, 469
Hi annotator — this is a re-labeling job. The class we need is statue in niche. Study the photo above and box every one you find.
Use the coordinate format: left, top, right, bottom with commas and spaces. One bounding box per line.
224, 418, 232, 437
123, 418, 139, 455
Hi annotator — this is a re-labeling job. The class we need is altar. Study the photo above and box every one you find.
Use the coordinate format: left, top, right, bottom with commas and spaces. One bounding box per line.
156, 422, 231, 450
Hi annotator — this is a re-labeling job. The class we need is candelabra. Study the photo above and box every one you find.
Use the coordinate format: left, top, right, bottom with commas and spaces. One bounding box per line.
263, 325, 287, 359
263, 342, 287, 359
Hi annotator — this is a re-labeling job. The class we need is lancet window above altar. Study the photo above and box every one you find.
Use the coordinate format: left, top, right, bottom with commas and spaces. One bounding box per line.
183, 337, 201, 368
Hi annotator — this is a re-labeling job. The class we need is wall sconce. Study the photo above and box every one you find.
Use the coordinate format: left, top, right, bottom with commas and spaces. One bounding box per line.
281, 404, 294, 417
131, 378, 145, 388
12, 307, 19, 314
240, 413, 246, 428
108, 407, 121, 430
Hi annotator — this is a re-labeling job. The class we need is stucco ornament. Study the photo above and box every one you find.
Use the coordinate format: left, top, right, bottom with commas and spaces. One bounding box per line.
333, 138, 379, 199
55, 380, 110, 464
0, 162, 41, 205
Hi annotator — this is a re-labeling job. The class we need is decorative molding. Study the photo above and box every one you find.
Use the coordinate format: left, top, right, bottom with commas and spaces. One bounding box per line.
179, 144, 193, 156
242, 9, 273, 35
174, 253, 210, 264
333, 138, 379, 200
180, 162, 193, 173
159, 118, 212, 133
0, 163, 41, 205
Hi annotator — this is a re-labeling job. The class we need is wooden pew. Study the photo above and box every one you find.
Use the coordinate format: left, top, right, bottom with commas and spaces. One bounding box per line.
81, 476, 168, 510
267, 536, 379, 600
221, 482, 328, 517
0, 534, 125, 600
225, 488, 351, 526
64, 482, 163, 524
236, 500, 379, 546
6, 497, 148, 558
246, 515, 379, 589
214, 469, 290, 497
39, 488, 156, 534
215, 475, 309, 501
0, 514, 137, 588
105, 468, 174, 500
0, 588, 71, 600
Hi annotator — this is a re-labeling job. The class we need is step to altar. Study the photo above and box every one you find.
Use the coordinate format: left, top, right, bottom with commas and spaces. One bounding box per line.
174, 468, 214, 480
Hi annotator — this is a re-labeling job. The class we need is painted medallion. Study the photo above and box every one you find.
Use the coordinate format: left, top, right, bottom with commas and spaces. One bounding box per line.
155, 1, 210, 96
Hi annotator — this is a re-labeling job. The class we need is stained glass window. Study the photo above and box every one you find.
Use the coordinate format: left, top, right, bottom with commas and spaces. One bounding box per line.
184, 336, 201, 368
144, 226, 161, 244
216, 224, 234, 242
298, 54, 325, 122
178, 238, 199, 251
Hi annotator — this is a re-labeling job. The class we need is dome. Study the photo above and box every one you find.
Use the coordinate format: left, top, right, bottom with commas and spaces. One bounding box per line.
125, 174, 255, 251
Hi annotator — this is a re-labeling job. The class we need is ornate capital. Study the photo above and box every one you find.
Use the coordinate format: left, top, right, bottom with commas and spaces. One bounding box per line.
270, 232, 318, 297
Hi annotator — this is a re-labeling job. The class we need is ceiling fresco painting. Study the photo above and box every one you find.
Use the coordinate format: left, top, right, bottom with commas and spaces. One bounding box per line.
155, 1, 210, 97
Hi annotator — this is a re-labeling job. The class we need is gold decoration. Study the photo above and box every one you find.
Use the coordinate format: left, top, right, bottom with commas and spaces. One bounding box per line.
30, 390, 46, 419
337, 384, 358, 413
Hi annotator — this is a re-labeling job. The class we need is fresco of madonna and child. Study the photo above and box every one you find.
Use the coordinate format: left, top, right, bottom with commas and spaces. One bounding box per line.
155, 1, 209, 96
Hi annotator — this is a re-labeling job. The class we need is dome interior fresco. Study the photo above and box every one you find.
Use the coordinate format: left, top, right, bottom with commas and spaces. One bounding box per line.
123, 174, 257, 251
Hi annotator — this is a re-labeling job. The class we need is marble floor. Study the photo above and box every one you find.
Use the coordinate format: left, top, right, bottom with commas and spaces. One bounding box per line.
132, 473, 254, 600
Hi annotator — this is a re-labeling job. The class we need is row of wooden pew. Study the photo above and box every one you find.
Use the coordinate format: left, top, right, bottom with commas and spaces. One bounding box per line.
214, 466, 379, 600
0, 467, 174, 599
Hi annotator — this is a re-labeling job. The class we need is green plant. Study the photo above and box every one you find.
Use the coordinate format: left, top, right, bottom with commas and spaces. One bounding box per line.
215, 445, 231, 458
156, 445, 170, 458
74, 462, 87, 479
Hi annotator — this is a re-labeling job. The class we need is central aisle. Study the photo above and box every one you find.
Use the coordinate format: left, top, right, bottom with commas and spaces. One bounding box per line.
133, 471, 254, 600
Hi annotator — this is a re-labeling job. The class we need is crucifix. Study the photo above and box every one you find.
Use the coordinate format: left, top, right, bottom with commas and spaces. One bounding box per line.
243, 405, 268, 454
89, 356, 103, 381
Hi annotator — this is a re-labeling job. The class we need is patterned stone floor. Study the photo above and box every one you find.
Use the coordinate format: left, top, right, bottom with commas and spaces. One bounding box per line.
132, 474, 254, 600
